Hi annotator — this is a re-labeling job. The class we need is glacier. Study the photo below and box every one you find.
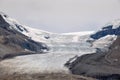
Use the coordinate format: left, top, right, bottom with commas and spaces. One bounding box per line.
0, 12, 118, 74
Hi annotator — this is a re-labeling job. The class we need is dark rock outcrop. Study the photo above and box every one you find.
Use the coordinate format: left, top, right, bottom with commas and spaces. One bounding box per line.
91, 25, 120, 39
65, 36, 120, 80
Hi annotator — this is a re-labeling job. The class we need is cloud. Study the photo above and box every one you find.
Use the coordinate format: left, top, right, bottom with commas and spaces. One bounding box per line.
0, 0, 120, 33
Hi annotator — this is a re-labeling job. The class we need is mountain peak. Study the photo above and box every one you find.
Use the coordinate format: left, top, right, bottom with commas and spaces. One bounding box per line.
103, 19, 120, 30
0, 12, 29, 33
91, 19, 120, 39
0, 12, 9, 26
0, 12, 8, 17
0, 12, 49, 57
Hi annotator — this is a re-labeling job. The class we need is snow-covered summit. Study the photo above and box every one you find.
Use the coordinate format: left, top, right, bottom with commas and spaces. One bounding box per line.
0, 12, 27, 33
0, 12, 117, 51
104, 19, 120, 29
0, 12, 55, 42
0, 12, 95, 43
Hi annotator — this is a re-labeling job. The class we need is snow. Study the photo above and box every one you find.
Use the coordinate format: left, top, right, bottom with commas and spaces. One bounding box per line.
73, 36, 79, 42
92, 35, 117, 52
104, 19, 120, 29
0, 13, 55, 43
2, 34, 115, 74
62, 31, 94, 36
62, 31, 94, 42
21, 25, 54, 42
0, 32, 97, 74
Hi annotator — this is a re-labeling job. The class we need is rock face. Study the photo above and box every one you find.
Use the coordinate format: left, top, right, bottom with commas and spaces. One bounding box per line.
0, 12, 49, 59
91, 21, 120, 39
65, 36, 120, 80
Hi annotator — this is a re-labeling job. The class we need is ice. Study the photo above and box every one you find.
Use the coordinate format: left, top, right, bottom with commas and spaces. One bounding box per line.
0, 32, 96, 74
0, 52, 95, 74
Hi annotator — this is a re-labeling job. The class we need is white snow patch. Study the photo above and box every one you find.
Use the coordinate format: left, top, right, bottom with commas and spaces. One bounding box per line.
72, 36, 79, 42
62, 31, 94, 36
92, 35, 117, 49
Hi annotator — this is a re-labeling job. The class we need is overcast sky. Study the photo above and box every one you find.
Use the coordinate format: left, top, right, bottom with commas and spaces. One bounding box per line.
0, 0, 120, 33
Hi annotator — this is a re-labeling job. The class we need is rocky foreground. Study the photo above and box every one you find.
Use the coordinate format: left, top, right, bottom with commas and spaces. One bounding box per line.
0, 73, 96, 80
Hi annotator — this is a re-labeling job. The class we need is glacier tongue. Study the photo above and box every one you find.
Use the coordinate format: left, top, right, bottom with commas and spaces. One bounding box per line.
0, 33, 97, 74
0, 33, 116, 74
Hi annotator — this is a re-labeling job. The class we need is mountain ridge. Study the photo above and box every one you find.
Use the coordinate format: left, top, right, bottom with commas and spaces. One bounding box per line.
0, 12, 49, 59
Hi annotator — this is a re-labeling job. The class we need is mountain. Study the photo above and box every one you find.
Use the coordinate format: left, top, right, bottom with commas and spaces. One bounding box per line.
0, 12, 120, 80
91, 19, 120, 39
1, 12, 116, 54
0, 12, 97, 80
0, 12, 49, 59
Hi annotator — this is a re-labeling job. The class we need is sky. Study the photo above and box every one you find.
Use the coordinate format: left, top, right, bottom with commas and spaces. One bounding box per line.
0, 0, 120, 33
